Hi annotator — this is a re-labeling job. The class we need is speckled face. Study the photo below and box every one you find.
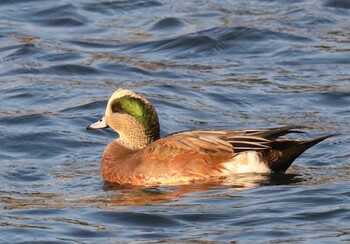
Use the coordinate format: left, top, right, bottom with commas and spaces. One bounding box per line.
110, 95, 153, 129
103, 89, 160, 143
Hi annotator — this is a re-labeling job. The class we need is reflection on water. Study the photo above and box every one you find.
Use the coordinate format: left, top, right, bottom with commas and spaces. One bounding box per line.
102, 173, 301, 207
0, 0, 350, 243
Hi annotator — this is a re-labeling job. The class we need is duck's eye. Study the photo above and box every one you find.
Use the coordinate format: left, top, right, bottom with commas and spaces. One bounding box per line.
111, 102, 122, 113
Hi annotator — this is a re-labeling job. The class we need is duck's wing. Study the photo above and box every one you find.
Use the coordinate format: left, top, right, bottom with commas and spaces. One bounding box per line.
139, 130, 265, 179
187, 125, 305, 140
160, 126, 304, 154
138, 126, 332, 177
145, 132, 235, 155
147, 126, 302, 155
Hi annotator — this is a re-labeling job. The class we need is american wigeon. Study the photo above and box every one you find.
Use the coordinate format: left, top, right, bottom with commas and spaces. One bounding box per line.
87, 89, 332, 186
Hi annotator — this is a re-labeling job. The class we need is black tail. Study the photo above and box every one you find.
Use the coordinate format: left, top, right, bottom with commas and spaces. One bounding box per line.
265, 134, 333, 172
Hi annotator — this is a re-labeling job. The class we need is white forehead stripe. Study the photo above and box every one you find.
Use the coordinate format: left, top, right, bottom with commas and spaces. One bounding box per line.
110, 89, 137, 100
108, 89, 149, 106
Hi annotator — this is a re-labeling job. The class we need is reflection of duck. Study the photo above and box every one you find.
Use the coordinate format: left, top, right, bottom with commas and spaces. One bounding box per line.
87, 89, 332, 186
102, 173, 303, 207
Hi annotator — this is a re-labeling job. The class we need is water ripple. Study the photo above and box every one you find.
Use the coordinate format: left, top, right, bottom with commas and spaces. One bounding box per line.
325, 0, 350, 9
82, 0, 162, 15
68, 26, 313, 60
0, 0, 349, 243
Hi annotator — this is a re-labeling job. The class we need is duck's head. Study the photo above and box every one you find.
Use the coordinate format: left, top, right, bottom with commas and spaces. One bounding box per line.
87, 89, 160, 150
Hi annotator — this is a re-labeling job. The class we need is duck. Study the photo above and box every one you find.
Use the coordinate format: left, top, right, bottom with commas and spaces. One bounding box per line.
87, 89, 332, 186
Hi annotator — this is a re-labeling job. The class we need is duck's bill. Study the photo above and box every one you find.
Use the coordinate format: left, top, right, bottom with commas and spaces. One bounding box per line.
86, 117, 109, 130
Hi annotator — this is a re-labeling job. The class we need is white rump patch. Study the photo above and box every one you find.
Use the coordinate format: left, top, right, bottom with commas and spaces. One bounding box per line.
222, 151, 270, 174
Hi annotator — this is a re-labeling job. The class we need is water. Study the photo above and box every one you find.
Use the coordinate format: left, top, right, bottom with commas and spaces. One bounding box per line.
0, 0, 350, 242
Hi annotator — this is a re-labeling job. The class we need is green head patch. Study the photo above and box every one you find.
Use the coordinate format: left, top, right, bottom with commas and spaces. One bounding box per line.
111, 96, 153, 128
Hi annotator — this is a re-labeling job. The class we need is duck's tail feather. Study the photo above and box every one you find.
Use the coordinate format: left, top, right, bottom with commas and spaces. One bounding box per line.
249, 125, 306, 139
264, 134, 333, 172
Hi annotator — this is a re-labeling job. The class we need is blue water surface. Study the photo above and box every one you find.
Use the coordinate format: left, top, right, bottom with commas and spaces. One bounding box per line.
0, 0, 350, 243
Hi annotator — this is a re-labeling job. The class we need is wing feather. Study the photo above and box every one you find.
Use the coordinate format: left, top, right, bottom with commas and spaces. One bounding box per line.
156, 126, 303, 155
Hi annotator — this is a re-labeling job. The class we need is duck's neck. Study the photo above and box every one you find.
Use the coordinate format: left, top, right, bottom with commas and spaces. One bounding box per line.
117, 122, 160, 150
117, 134, 152, 150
